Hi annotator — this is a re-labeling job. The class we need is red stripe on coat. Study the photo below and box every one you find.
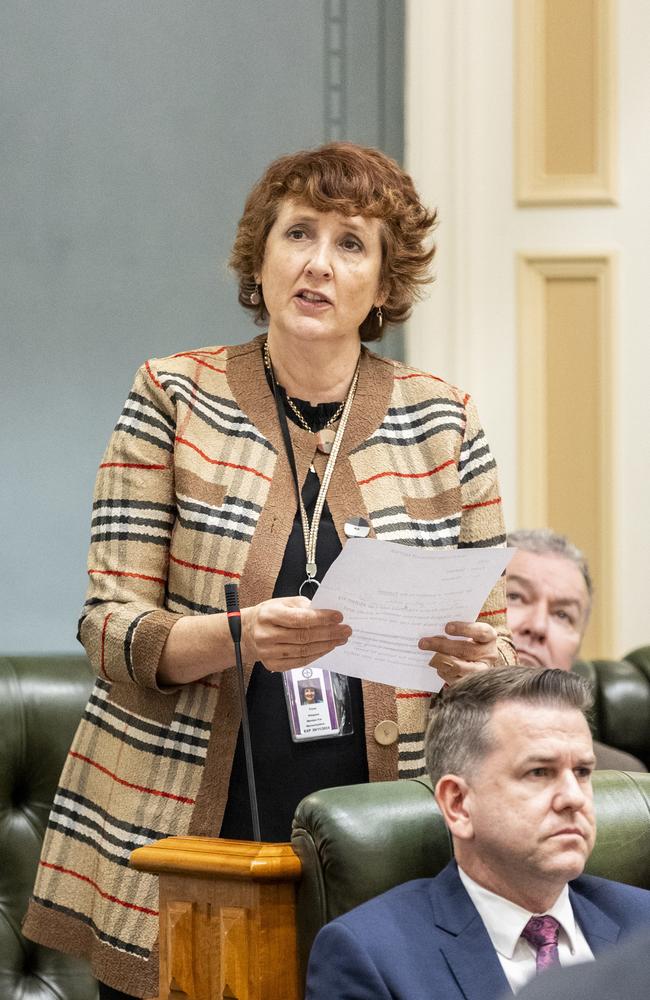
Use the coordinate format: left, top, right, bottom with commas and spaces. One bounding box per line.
144, 360, 162, 389
358, 457, 455, 486
176, 436, 272, 481
169, 554, 241, 579
68, 751, 196, 804
39, 862, 159, 916
461, 497, 502, 511
187, 357, 227, 374
88, 569, 166, 585
172, 347, 226, 359
394, 372, 445, 384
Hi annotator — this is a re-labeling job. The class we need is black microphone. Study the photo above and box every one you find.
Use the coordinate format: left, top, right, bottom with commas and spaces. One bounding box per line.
224, 583, 261, 842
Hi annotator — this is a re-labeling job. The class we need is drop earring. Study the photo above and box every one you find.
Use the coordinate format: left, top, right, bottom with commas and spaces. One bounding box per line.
376, 306, 383, 329
250, 284, 261, 306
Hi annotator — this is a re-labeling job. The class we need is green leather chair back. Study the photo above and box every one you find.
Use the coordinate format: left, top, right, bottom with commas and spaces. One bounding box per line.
573, 653, 650, 768
586, 771, 650, 883
0, 656, 98, 1000
292, 777, 450, 975
623, 644, 650, 683
292, 771, 650, 981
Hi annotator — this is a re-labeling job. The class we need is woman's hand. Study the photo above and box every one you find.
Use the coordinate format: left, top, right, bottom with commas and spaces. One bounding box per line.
241, 596, 352, 672
418, 621, 498, 685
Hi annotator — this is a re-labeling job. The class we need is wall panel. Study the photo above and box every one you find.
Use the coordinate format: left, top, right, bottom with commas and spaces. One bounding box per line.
518, 254, 615, 657
516, 0, 617, 204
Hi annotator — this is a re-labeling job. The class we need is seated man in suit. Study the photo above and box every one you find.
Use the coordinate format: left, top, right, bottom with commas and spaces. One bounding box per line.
513, 930, 650, 1000
305, 667, 650, 999
506, 529, 645, 771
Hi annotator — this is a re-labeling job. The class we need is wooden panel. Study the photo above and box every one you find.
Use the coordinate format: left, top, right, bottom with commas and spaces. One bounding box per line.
517, 255, 615, 657
515, 0, 617, 204
220, 907, 251, 1000
544, 0, 597, 175
167, 901, 195, 997
149, 851, 301, 1000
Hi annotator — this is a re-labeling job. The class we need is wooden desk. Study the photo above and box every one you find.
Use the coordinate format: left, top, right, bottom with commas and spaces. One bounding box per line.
131, 838, 301, 1000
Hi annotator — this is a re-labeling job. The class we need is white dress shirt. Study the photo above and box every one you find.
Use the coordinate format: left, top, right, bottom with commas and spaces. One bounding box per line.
457, 866, 594, 993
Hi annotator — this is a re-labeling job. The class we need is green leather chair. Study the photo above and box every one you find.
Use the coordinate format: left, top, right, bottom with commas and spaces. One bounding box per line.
624, 644, 650, 674
0, 656, 98, 1000
573, 645, 650, 768
292, 771, 650, 983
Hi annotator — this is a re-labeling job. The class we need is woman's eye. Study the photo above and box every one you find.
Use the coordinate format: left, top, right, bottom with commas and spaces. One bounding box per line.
341, 237, 362, 251
287, 228, 307, 240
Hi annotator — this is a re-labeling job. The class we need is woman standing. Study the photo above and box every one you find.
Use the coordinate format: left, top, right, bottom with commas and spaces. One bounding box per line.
23, 143, 515, 999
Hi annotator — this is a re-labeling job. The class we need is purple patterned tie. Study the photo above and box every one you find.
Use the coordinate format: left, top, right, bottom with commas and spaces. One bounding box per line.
521, 915, 561, 973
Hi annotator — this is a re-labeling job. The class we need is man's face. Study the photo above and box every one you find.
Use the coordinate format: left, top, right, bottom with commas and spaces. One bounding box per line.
506, 550, 590, 670
458, 701, 596, 904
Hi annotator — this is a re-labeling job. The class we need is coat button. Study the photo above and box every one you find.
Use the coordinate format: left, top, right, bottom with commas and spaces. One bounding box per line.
373, 720, 399, 745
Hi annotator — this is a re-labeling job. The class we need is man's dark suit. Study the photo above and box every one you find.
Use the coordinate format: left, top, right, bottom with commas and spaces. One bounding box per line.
305, 861, 650, 1000
512, 930, 650, 1000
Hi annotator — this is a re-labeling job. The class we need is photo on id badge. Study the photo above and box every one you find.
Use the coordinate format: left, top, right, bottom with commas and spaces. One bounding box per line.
283, 666, 343, 741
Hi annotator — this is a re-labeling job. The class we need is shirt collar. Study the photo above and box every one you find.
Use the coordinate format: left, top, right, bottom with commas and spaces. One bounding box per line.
457, 866, 581, 959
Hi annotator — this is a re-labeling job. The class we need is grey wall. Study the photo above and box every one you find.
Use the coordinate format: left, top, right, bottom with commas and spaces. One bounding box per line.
1, 1, 404, 652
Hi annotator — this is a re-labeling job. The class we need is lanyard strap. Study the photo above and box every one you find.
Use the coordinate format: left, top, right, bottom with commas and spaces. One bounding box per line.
266, 344, 359, 593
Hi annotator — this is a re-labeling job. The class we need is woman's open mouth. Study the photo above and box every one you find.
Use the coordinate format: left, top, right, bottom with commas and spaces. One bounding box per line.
295, 288, 333, 307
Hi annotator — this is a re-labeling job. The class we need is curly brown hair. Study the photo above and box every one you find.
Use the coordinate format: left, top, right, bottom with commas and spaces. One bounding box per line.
229, 142, 437, 342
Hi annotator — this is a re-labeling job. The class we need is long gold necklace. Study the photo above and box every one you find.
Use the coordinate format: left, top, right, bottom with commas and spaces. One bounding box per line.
264, 338, 360, 592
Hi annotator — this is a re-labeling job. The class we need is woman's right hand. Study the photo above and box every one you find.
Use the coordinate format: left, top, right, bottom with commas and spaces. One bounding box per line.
241, 596, 352, 672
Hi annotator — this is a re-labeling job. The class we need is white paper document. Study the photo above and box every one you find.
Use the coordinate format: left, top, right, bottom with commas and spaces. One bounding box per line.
311, 538, 514, 692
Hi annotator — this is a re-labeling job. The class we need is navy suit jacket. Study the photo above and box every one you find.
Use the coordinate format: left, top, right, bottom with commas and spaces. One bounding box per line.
513, 929, 650, 1000
305, 861, 650, 1000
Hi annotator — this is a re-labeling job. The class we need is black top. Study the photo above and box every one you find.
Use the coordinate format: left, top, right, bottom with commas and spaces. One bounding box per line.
219, 377, 368, 842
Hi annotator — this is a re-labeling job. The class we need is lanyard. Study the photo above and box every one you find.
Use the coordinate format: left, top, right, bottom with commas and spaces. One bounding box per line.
266, 343, 359, 595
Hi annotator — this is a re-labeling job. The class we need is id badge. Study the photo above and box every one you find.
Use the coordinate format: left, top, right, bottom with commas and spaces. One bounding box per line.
283, 666, 353, 742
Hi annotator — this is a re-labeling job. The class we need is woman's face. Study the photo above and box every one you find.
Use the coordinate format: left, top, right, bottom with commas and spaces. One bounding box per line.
259, 198, 384, 349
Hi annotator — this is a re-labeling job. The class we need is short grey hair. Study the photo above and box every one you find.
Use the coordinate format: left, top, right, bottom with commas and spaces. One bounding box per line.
425, 666, 593, 790
507, 528, 593, 601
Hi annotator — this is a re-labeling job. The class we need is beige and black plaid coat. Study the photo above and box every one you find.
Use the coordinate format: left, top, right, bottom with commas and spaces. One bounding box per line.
23, 335, 515, 996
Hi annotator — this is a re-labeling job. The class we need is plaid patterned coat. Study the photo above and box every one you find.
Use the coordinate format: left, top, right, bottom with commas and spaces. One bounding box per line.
23, 335, 515, 996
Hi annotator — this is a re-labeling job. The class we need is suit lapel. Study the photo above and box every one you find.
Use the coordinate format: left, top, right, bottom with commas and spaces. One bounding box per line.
570, 884, 621, 956
429, 864, 514, 1000
424, 868, 623, 998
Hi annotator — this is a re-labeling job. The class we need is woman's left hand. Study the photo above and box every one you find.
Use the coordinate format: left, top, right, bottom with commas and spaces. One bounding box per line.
418, 621, 499, 685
